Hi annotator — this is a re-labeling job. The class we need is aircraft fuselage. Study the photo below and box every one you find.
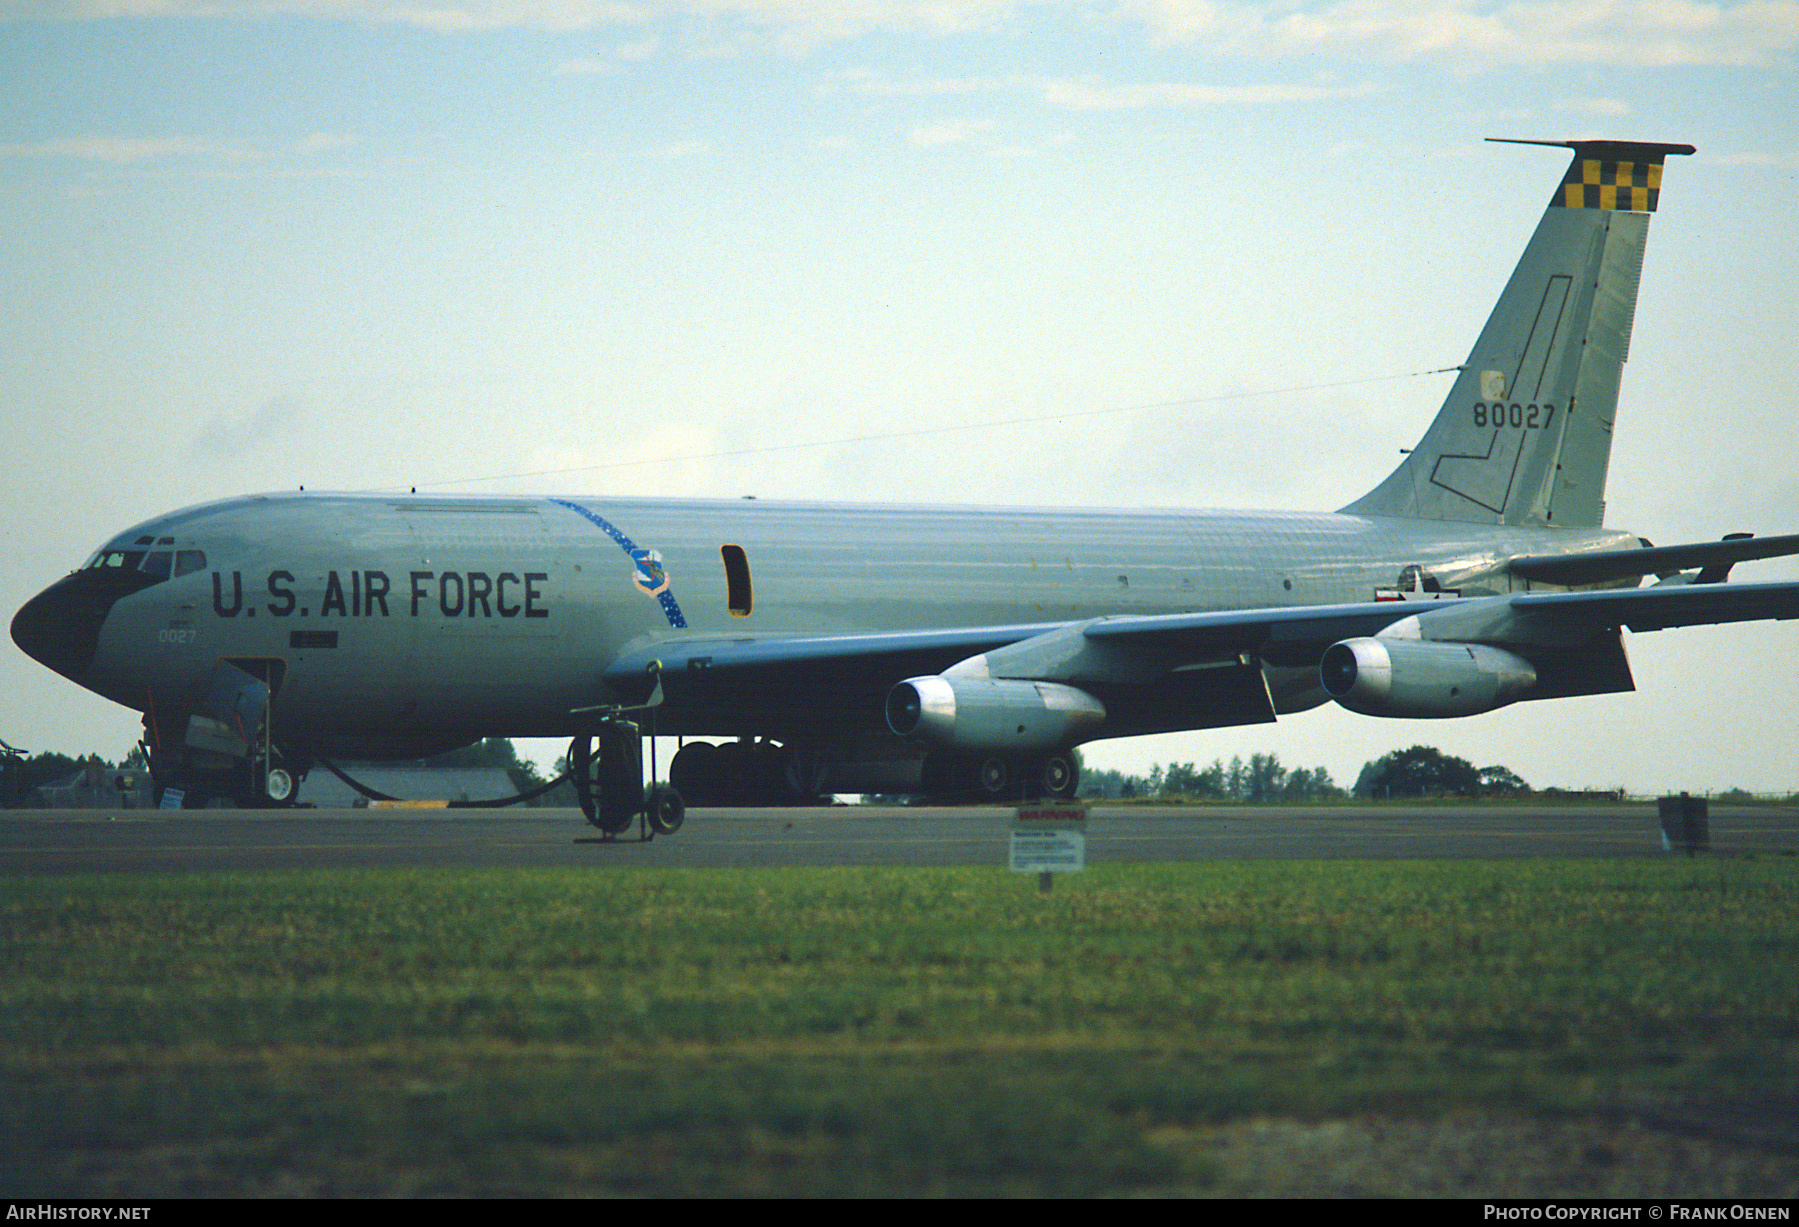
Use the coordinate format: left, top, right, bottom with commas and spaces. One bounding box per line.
35, 490, 1635, 755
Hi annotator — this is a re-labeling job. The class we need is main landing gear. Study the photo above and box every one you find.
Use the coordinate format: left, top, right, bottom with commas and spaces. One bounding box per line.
661, 740, 1082, 806
666, 738, 826, 807
919, 750, 1081, 803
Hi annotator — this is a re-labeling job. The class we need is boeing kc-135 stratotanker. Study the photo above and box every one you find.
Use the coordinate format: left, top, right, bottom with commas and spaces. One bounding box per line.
14, 139, 1799, 830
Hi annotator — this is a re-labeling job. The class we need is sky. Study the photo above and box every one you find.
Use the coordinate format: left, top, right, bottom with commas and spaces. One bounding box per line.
2, 1, 1797, 796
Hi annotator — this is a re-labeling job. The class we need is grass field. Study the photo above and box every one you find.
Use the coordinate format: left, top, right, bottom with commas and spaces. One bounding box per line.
2, 858, 1796, 1196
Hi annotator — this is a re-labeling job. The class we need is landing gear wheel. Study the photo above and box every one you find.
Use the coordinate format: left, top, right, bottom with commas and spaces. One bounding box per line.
1040, 754, 1078, 800
669, 741, 720, 807
265, 768, 294, 804
709, 740, 750, 802
975, 755, 1010, 798
646, 784, 685, 835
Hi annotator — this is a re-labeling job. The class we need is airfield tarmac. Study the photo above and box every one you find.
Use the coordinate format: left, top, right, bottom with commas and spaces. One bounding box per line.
4, 802, 1796, 874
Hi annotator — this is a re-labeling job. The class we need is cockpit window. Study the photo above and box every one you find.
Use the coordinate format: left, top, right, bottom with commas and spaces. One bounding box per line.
81, 546, 202, 583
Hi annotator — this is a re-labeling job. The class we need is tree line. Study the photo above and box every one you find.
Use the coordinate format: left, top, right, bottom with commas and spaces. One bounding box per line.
1081, 745, 1542, 803
1079, 753, 1344, 802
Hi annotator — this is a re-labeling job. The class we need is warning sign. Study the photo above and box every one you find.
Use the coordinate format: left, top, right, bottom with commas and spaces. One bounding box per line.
1010, 804, 1087, 874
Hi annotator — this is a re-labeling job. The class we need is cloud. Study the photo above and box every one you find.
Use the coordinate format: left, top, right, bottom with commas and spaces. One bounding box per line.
12, 1, 1799, 68
0, 132, 359, 164
325, 0, 643, 34
293, 132, 359, 153
1554, 96, 1632, 115
0, 135, 258, 163
1037, 76, 1382, 108
554, 55, 619, 73
191, 397, 306, 460
839, 68, 1383, 115
1712, 149, 1797, 166
909, 118, 994, 147
6, 0, 1010, 46
1123, 0, 1799, 69
831, 67, 1012, 96
555, 34, 658, 70
989, 130, 1078, 157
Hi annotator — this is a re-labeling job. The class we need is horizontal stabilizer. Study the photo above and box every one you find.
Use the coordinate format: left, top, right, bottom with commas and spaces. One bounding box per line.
1511, 580, 1799, 633
1509, 534, 1799, 585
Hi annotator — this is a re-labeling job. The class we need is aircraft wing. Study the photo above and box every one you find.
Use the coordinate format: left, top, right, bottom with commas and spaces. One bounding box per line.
599, 621, 1072, 728
1078, 580, 1799, 647
603, 620, 1067, 685
603, 581, 1799, 715
601, 600, 1429, 693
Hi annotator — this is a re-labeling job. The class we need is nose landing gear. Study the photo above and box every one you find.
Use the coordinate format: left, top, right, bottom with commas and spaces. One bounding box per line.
143, 659, 306, 810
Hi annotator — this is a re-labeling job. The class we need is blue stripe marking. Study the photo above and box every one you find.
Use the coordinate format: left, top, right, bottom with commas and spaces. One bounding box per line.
549, 498, 688, 629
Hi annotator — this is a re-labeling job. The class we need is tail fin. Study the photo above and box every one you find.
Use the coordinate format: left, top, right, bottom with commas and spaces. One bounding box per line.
1343, 139, 1694, 528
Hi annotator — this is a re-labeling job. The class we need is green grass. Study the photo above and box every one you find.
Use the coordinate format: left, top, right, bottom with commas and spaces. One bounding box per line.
2, 859, 1796, 1195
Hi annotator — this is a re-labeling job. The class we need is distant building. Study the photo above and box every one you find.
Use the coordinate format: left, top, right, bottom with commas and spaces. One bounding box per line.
16, 761, 522, 809
30, 762, 153, 809
299, 766, 519, 809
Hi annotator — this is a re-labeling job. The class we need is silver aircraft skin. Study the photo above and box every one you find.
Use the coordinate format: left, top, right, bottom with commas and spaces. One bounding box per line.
13, 138, 1799, 810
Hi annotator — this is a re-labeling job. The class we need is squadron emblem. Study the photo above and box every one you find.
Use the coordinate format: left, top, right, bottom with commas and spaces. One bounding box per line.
631, 548, 670, 597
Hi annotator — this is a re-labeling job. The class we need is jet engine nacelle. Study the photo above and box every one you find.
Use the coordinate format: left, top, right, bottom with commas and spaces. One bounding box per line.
1320, 637, 1537, 718
885, 676, 1105, 751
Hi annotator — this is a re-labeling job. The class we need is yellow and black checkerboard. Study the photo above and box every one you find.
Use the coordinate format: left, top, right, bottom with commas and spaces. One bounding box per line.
1490, 138, 1691, 213
1554, 157, 1667, 212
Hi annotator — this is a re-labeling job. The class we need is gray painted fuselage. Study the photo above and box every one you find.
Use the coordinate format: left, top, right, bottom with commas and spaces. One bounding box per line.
78, 490, 1635, 752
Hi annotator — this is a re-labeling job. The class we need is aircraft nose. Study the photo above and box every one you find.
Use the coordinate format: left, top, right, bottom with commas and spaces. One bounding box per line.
11, 574, 114, 681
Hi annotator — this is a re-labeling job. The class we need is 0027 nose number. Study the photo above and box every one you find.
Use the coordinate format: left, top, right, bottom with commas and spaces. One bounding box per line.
156, 628, 197, 645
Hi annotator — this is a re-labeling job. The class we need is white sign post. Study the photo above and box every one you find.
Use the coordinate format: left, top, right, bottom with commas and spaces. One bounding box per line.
1011, 804, 1087, 893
